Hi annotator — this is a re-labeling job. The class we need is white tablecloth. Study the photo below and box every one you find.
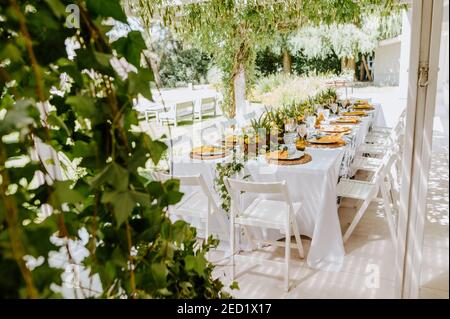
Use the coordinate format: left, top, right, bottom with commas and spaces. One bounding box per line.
171, 105, 382, 272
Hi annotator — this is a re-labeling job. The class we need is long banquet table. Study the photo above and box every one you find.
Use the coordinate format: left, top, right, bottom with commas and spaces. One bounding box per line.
172, 104, 382, 272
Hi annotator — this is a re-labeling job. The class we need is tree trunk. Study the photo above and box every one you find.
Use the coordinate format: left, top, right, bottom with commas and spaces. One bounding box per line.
347, 58, 356, 80
359, 59, 365, 81
282, 48, 292, 74
341, 57, 356, 80
362, 55, 373, 82
232, 64, 246, 119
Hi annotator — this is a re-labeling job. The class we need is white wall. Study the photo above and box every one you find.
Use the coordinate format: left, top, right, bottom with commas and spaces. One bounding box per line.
373, 39, 401, 86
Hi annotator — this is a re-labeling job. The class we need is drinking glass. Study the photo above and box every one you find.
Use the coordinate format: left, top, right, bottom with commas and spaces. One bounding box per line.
306, 115, 316, 136
323, 109, 330, 122
284, 118, 297, 133
297, 123, 307, 140
306, 115, 316, 128
316, 105, 324, 117
330, 103, 338, 115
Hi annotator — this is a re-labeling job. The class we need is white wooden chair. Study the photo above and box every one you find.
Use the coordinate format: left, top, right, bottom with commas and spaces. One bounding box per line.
224, 178, 304, 292
196, 97, 217, 120
351, 145, 401, 213
370, 108, 406, 136
364, 111, 405, 145
357, 119, 404, 158
159, 100, 195, 127
337, 151, 398, 243
153, 172, 228, 245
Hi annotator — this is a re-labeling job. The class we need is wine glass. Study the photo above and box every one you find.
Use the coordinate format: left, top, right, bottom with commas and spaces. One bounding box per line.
330, 103, 338, 115
284, 118, 297, 133
297, 123, 307, 140
306, 115, 316, 136
316, 105, 324, 117
323, 109, 330, 122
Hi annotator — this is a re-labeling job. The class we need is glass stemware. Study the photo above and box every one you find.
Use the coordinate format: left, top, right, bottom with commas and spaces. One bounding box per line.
297, 123, 307, 140
284, 118, 297, 134
306, 115, 316, 137
323, 109, 330, 122
330, 103, 338, 115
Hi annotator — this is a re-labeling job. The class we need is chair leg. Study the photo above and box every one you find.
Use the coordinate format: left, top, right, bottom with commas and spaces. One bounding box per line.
205, 208, 210, 260
284, 220, 291, 292
291, 219, 304, 259
242, 225, 257, 250
343, 198, 371, 243
380, 183, 397, 243
230, 212, 235, 281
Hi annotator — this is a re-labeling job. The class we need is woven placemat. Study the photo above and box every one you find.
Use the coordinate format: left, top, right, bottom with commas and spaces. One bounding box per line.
189, 152, 228, 160
330, 121, 360, 125
306, 141, 346, 149
266, 153, 312, 165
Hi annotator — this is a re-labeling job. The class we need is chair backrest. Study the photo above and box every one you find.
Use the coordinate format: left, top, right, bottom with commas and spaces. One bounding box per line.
372, 150, 397, 185
200, 97, 216, 110
175, 101, 194, 115
154, 172, 219, 212
224, 177, 294, 217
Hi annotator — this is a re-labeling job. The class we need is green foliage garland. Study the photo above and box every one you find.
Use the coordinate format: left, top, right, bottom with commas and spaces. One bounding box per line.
0, 0, 230, 299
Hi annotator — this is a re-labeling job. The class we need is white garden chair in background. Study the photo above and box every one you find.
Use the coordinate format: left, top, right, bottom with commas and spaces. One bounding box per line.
224, 178, 305, 292
159, 100, 195, 127
337, 150, 398, 244
195, 97, 217, 121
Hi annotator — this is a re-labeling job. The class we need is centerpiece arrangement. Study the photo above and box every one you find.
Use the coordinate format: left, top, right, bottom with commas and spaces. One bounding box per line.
242, 88, 339, 153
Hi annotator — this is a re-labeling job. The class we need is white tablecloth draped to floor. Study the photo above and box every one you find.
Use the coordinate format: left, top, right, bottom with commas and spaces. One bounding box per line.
170, 105, 382, 272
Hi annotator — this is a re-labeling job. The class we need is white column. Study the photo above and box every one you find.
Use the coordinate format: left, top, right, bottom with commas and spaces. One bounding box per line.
399, 8, 413, 101
395, 0, 444, 299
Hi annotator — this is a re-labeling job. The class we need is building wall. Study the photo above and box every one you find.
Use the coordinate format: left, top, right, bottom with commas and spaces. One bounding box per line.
373, 41, 401, 86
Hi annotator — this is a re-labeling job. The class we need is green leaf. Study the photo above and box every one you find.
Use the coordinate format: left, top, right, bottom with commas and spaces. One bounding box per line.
93, 51, 113, 69
112, 31, 146, 68
229, 281, 240, 290
65, 96, 96, 118
145, 136, 167, 165
127, 69, 153, 100
86, 0, 127, 23
45, 0, 66, 18
151, 262, 168, 288
184, 255, 196, 272
47, 113, 70, 135
90, 162, 129, 192
101, 191, 135, 227
50, 180, 84, 207
130, 191, 150, 207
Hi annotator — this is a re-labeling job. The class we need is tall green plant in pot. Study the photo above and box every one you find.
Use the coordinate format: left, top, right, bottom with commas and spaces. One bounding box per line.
0, 0, 233, 299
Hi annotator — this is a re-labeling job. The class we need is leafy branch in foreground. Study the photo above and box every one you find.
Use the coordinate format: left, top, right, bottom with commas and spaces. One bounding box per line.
0, 0, 231, 299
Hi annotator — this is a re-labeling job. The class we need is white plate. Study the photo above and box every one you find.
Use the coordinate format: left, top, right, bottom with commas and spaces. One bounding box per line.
285, 150, 304, 160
